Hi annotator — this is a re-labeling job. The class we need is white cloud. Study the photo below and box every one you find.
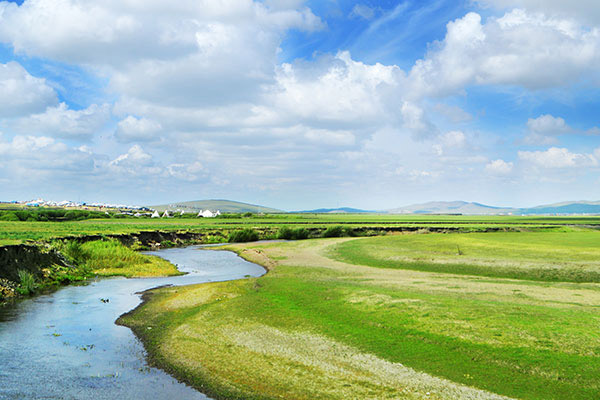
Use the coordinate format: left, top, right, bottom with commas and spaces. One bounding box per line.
0, 0, 324, 112
271, 51, 404, 125
166, 162, 206, 181
14, 103, 110, 140
485, 159, 513, 174
401, 101, 438, 139
0, 134, 95, 172
350, 4, 375, 20
110, 144, 154, 168
408, 10, 600, 97
518, 147, 598, 168
527, 114, 572, 135
304, 128, 355, 146
115, 116, 162, 142
0, 61, 57, 117
0, 0, 323, 66
587, 127, 600, 136
477, 0, 600, 27
433, 131, 467, 156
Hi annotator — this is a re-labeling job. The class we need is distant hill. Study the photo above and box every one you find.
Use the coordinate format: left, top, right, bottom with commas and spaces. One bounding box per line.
387, 201, 515, 215
387, 200, 600, 215
149, 199, 283, 214
520, 201, 600, 215
294, 207, 379, 214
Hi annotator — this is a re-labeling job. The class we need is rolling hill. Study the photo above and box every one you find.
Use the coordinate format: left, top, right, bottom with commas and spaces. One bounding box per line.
149, 199, 283, 214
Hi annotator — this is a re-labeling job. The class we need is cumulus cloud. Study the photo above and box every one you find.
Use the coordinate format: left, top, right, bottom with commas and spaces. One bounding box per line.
271, 52, 404, 125
527, 114, 572, 135
110, 145, 155, 169
485, 159, 513, 174
13, 103, 110, 140
518, 147, 598, 168
0, 0, 324, 111
0, 134, 95, 172
0, 0, 324, 66
408, 10, 600, 97
477, 0, 600, 26
115, 116, 162, 142
0, 61, 58, 118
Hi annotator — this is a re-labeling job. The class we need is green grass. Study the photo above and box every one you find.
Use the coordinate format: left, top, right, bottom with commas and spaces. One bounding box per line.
74, 239, 181, 277
1, 213, 599, 245
16, 270, 37, 295
120, 235, 600, 400
330, 230, 600, 282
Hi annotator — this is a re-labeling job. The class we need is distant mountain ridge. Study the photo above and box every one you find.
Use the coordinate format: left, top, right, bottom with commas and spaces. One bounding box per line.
387, 200, 600, 215
150, 199, 282, 214
294, 207, 378, 214
150, 199, 600, 215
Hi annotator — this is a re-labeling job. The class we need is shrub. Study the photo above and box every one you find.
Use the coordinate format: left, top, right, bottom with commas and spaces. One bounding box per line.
278, 226, 310, 240
228, 228, 259, 243
0, 212, 19, 221
322, 225, 344, 238
294, 228, 310, 240
278, 226, 294, 240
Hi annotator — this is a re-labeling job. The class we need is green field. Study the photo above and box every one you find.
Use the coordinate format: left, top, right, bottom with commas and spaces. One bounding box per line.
1, 213, 599, 245
120, 229, 600, 400
330, 230, 600, 282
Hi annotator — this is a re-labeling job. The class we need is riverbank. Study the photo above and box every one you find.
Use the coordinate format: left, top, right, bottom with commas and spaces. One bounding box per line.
119, 231, 600, 399
0, 245, 263, 400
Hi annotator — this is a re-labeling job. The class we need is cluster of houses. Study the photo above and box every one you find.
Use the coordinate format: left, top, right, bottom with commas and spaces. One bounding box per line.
18, 198, 150, 211
151, 209, 221, 218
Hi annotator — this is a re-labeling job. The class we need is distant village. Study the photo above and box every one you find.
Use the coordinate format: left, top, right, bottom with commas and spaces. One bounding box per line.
3, 198, 222, 218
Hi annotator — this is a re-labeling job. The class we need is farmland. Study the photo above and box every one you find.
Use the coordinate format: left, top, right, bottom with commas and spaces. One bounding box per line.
119, 226, 600, 400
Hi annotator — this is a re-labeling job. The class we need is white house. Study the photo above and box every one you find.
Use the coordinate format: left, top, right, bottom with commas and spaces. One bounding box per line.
151, 210, 160, 218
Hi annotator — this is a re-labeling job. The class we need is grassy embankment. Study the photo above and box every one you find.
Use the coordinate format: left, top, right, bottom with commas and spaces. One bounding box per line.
0, 240, 181, 301
120, 229, 600, 400
59, 239, 181, 278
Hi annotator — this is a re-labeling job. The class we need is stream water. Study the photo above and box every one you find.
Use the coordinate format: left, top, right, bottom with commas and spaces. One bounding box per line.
0, 246, 265, 399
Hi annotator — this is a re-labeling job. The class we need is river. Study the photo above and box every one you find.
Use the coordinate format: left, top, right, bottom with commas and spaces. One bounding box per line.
0, 245, 265, 399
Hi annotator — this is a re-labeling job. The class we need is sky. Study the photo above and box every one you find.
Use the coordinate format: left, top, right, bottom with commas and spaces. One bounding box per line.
0, 0, 599, 210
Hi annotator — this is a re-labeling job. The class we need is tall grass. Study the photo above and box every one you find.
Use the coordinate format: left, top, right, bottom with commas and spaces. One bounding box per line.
228, 229, 259, 243
17, 270, 36, 295
78, 239, 181, 277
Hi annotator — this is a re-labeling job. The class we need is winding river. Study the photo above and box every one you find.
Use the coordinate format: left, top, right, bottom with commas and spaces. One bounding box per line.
0, 245, 265, 399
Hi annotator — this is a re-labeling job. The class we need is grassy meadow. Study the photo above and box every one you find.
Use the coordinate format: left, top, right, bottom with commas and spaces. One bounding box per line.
120, 228, 600, 400
2, 210, 600, 398
1, 212, 599, 245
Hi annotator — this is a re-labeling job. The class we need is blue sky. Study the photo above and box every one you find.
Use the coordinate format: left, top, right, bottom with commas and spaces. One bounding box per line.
0, 0, 599, 209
